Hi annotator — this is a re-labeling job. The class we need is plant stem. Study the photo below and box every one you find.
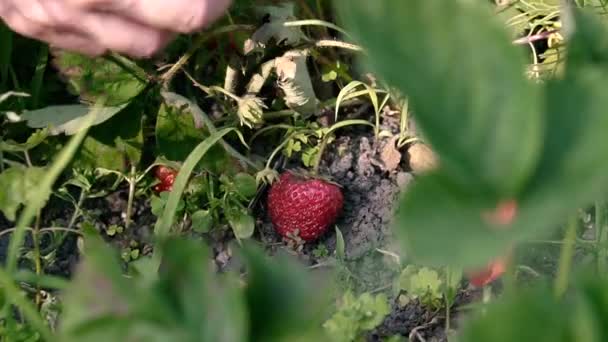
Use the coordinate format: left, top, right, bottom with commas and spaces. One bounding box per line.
0, 139, 4, 173
264, 132, 300, 170
312, 135, 330, 175
48, 189, 86, 254
68, 190, 86, 230
445, 298, 451, 332
32, 210, 42, 307
23, 150, 32, 167
554, 215, 578, 298
596, 199, 608, 273
125, 165, 136, 229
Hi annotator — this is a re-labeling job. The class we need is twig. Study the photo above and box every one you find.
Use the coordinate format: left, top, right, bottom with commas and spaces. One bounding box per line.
33, 210, 42, 307
512, 29, 559, 45
409, 317, 440, 342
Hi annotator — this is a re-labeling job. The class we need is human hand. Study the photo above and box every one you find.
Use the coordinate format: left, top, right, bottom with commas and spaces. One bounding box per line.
0, 0, 232, 57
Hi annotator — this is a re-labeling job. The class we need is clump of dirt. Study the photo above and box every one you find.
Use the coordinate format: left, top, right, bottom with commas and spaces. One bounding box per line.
324, 134, 413, 260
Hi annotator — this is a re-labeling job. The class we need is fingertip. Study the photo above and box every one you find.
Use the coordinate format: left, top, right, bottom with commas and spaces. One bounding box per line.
175, 0, 233, 33
126, 31, 174, 58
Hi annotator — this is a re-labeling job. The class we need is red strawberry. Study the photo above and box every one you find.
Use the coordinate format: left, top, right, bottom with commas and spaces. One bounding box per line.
267, 171, 344, 242
155, 165, 176, 181
467, 257, 507, 287
153, 166, 177, 193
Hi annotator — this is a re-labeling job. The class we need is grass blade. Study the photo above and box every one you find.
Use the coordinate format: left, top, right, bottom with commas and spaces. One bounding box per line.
152, 128, 237, 271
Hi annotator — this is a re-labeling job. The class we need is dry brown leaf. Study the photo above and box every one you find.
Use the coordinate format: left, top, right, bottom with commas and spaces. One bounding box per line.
408, 143, 439, 174
380, 136, 402, 172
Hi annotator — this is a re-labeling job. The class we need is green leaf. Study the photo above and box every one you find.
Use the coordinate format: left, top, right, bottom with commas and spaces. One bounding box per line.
73, 102, 144, 171
241, 243, 330, 342
191, 209, 213, 233
51, 51, 148, 106
20, 104, 126, 136
393, 172, 506, 267
375, 3, 608, 269
336, 0, 542, 197
59, 233, 139, 339
156, 103, 206, 161
396, 265, 443, 308
155, 102, 229, 171
233, 173, 257, 198
0, 167, 47, 221
227, 208, 255, 239
459, 273, 608, 341
459, 285, 569, 342
0, 129, 48, 152
516, 12, 608, 252
60, 236, 248, 342
323, 291, 390, 342
156, 239, 248, 342
75, 138, 126, 172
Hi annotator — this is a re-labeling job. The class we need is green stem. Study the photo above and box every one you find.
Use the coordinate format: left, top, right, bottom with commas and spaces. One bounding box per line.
312, 134, 330, 175
554, 215, 578, 298
264, 132, 300, 169
125, 165, 136, 229
261, 97, 365, 121
0, 138, 4, 173
0, 267, 53, 341
48, 189, 86, 254
32, 211, 42, 307
596, 199, 608, 272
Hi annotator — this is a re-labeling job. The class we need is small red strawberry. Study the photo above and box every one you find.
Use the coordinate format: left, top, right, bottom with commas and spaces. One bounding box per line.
155, 165, 176, 181
267, 171, 344, 242
153, 166, 177, 193
467, 257, 507, 288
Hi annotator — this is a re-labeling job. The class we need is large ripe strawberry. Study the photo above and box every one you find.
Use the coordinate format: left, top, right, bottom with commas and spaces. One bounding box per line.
267, 171, 344, 242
